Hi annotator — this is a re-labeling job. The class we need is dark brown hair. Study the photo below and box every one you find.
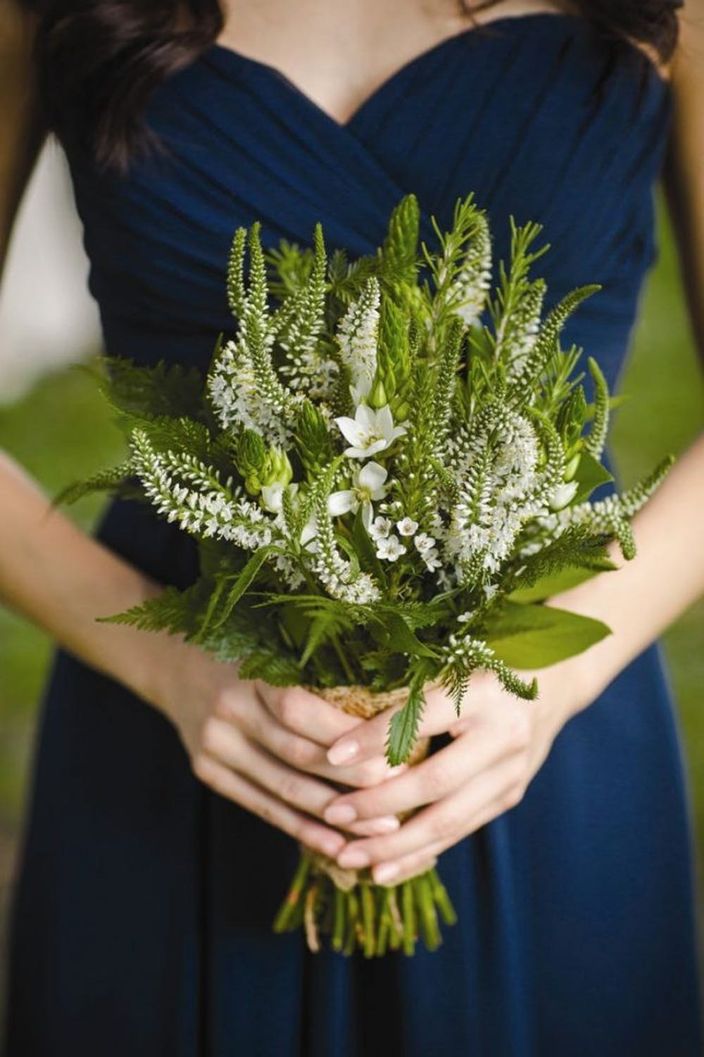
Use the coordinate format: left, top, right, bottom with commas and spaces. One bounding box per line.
28, 0, 683, 173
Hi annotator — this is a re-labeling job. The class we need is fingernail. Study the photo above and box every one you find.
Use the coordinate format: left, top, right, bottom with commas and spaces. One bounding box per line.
337, 847, 370, 869
324, 804, 357, 825
327, 740, 359, 765
373, 862, 399, 884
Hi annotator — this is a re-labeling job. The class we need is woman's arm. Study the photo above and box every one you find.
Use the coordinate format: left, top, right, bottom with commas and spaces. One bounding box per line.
0, 4, 398, 852
319, 1, 704, 882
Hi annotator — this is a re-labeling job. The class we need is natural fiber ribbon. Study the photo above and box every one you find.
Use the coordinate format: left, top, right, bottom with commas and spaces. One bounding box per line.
302, 684, 433, 891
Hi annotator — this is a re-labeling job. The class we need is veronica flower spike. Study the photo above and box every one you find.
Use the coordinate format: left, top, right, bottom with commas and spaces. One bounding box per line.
334, 403, 407, 460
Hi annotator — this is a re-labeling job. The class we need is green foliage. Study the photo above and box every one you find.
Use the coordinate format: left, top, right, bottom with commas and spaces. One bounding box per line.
482, 601, 611, 668
67, 191, 674, 765
53, 461, 136, 507
98, 356, 203, 419
386, 666, 428, 766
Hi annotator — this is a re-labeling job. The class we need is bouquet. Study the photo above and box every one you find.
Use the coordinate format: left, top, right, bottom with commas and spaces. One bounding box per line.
60, 193, 672, 957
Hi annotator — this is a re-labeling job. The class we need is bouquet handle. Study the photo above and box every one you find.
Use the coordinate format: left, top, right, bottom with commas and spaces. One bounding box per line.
273, 684, 457, 956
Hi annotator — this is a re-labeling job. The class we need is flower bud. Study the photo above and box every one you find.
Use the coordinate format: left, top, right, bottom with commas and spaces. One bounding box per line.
368, 375, 388, 410
262, 446, 293, 488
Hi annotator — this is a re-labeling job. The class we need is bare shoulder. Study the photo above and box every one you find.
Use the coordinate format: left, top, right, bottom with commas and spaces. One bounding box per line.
636, 0, 702, 85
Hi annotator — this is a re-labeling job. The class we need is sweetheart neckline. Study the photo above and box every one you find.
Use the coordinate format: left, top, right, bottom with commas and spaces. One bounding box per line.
205, 11, 669, 132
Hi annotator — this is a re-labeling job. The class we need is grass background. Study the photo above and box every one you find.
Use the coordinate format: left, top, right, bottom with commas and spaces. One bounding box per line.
0, 188, 703, 984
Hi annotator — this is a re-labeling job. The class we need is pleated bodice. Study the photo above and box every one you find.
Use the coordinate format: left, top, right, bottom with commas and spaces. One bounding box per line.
66, 12, 672, 396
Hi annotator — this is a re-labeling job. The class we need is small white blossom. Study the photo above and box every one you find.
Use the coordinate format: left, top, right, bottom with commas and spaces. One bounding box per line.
369, 516, 393, 541
375, 534, 406, 562
421, 547, 442, 571
396, 517, 419, 537
414, 532, 436, 554
335, 404, 406, 460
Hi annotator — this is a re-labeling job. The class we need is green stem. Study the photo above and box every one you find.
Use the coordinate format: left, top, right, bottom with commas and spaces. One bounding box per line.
415, 875, 441, 951
361, 884, 376, 958
273, 852, 312, 932
428, 867, 458, 926
330, 632, 356, 683
401, 881, 417, 957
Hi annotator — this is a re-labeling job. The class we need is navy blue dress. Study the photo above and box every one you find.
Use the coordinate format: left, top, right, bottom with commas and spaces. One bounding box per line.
5, 13, 703, 1055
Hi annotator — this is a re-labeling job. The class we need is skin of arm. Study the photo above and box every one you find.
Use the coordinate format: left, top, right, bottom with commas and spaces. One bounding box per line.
320, 0, 704, 883
0, 1, 405, 859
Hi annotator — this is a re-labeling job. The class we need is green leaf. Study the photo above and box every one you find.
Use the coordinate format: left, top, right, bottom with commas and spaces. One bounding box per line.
96, 584, 202, 634
239, 650, 302, 685
570, 451, 613, 504
508, 563, 614, 604
52, 461, 134, 508
381, 612, 441, 659
212, 547, 276, 628
483, 601, 611, 668
386, 674, 426, 766
101, 357, 203, 419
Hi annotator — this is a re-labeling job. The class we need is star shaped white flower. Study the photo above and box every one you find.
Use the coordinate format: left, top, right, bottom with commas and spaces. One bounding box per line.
396, 516, 418, 537
375, 534, 406, 562
414, 532, 436, 554
328, 462, 388, 530
369, 516, 393, 541
334, 404, 406, 460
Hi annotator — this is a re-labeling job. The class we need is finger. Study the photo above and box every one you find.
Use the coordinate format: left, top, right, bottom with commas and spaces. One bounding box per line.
202, 719, 339, 818
345, 816, 401, 837
192, 753, 346, 858
326, 682, 482, 767
374, 852, 438, 886
333, 755, 523, 869
324, 716, 523, 823
255, 680, 360, 745
223, 691, 406, 789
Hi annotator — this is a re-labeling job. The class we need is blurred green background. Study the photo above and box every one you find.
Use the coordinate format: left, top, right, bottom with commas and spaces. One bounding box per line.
0, 188, 703, 959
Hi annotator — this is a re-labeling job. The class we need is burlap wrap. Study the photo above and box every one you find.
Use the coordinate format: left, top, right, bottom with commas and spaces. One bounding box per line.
303, 684, 432, 891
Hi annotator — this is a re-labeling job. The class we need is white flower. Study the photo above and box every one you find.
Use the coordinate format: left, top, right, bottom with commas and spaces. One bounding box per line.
300, 515, 318, 551
369, 516, 393, 541
396, 516, 418, 537
375, 534, 406, 562
548, 480, 579, 511
327, 462, 388, 530
261, 483, 285, 514
457, 610, 475, 624
334, 404, 406, 460
414, 532, 436, 554
421, 548, 442, 571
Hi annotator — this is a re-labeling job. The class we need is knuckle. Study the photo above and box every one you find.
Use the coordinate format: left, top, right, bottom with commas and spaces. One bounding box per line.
429, 809, 458, 842
277, 772, 304, 807
191, 752, 211, 783
213, 688, 238, 721
200, 717, 222, 756
355, 761, 384, 788
421, 766, 447, 802
502, 782, 525, 811
278, 689, 303, 729
285, 736, 319, 769
507, 709, 531, 751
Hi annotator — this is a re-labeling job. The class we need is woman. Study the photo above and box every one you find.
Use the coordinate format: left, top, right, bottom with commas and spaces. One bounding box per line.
2, 0, 703, 1053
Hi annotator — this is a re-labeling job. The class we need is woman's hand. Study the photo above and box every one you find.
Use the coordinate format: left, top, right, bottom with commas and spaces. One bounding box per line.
153, 640, 405, 858
321, 661, 586, 883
